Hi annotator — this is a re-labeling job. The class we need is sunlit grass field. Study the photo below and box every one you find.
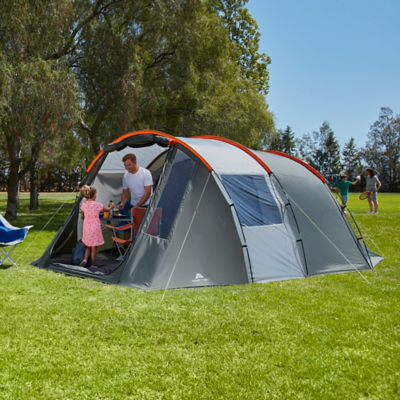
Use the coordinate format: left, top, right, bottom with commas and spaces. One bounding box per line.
0, 192, 399, 399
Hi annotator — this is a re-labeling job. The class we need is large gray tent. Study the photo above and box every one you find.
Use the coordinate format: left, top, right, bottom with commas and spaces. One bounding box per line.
32, 130, 383, 290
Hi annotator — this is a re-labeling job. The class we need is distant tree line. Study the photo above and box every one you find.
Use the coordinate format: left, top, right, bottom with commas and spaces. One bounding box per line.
0, 164, 84, 193
1, 2, 398, 221
1, 0, 274, 220
2, 105, 397, 198
265, 107, 400, 193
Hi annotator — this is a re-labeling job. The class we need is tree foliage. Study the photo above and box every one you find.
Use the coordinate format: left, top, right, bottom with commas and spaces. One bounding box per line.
1, 0, 275, 219
342, 137, 362, 181
0, 0, 82, 218
363, 107, 400, 191
297, 122, 341, 176
209, 0, 271, 95
267, 126, 296, 154
76, 0, 274, 156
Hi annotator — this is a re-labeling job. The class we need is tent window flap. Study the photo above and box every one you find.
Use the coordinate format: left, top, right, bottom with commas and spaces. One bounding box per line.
221, 174, 282, 227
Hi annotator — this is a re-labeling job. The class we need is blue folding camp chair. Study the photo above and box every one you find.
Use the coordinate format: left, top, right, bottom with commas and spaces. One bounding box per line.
0, 214, 33, 268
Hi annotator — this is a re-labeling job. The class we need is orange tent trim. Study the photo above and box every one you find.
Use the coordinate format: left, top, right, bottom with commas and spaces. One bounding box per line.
263, 150, 326, 183
86, 150, 105, 173
86, 130, 212, 173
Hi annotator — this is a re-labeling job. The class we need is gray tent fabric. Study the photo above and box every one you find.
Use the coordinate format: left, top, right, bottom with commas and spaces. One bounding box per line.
31, 131, 383, 291
253, 151, 383, 273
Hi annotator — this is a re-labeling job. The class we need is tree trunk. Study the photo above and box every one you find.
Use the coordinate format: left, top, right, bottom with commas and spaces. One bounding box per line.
4, 133, 21, 221
5, 134, 38, 220
29, 145, 40, 210
30, 165, 39, 210
5, 165, 20, 221
80, 112, 105, 156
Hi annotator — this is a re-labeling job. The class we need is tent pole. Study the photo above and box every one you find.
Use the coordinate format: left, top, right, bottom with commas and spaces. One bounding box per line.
324, 184, 375, 270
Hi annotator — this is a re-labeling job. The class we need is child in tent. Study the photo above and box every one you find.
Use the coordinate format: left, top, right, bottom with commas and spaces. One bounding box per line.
334, 174, 361, 210
79, 185, 114, 267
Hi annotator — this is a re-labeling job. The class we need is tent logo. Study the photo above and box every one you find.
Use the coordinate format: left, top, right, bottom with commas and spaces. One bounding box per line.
192, 273, 208, 283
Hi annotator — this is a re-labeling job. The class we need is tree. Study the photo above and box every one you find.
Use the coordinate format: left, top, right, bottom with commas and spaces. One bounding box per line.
1, 0, 276, 221
265, 126, 296, 154
209, 0, 271, 95
75, 0, 159, 156
0, 59, 78, 218
267, 131, 284, 152
342, 137, 362, 181
0, 0, 119, 219
76, 0, 274, 155
281, 126, 296, 155
296, 133, 314, 165
363, 107, 400, 191
145, 2, 274, 148
297, 122, 341, 176
312, 122, 341, 176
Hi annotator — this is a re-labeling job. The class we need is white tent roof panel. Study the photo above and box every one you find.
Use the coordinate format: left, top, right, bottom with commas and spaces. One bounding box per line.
100, 144, 165, 171
180, 138, 266, 175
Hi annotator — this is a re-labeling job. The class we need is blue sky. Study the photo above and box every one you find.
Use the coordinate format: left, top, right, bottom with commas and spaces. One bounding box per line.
246, 0, 400, 148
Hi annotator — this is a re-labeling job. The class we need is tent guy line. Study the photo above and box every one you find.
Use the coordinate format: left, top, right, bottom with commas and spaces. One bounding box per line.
283, 191, 370, 284
15, 190, 78, 265
161, 173, 211, 300
270, 171, 372, 282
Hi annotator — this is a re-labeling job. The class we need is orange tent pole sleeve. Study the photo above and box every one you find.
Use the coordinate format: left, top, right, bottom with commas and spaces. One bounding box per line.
263, 151, 326, 183
87, 131, 213, 173
86, 150, 105, 173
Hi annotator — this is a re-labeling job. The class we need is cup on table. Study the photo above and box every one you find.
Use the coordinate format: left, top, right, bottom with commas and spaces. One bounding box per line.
127, 210, 131, 219
104, 211, 109, 218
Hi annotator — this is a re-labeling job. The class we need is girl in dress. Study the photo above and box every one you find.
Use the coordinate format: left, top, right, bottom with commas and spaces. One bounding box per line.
79, 185, 114, 267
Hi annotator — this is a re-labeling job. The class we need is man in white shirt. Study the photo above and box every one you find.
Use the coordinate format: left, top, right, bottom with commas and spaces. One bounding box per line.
117, 154, 153, 246
118, 153, 153, 211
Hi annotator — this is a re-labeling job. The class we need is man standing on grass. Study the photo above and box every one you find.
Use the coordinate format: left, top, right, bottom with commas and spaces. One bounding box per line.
118, 153, 153, 211
118, 153, 153, 241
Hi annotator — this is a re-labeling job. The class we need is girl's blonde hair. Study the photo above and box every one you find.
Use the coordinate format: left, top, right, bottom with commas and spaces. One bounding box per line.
79, 185, 97, 199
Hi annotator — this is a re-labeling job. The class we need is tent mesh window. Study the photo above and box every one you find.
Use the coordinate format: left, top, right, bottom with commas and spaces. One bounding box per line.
146, 149, 196, 239
221, 175, 282, 226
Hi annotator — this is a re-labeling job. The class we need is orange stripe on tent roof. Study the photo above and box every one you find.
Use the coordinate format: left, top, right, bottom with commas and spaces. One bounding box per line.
86, 150, 105, 173
86, 130, 212, 173
108, 129, 170, 144
262, 150, 326, 183
193, 136, 272, 174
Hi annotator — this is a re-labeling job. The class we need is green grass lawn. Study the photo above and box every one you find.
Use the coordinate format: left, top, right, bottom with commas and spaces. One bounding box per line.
0, 192, 399, 399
